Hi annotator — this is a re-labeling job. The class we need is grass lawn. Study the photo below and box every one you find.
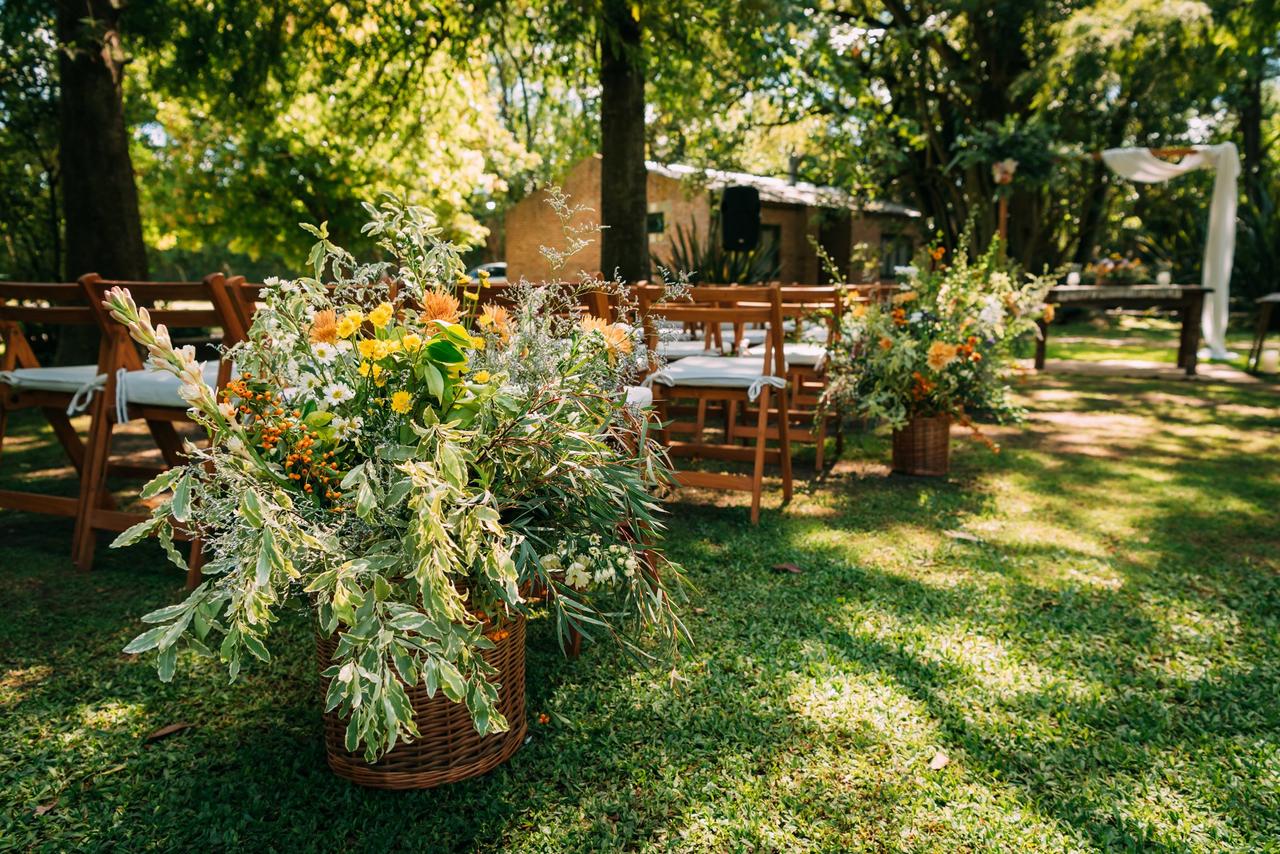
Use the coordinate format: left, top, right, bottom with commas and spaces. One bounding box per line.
2, 337, 1278, 851
1038, 311, 1262, 372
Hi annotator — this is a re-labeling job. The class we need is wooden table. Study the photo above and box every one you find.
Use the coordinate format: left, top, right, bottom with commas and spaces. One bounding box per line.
1036, 284, 1210, 376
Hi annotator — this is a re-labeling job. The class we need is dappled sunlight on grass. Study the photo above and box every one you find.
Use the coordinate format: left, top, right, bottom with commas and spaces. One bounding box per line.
2, 366, 1279, 849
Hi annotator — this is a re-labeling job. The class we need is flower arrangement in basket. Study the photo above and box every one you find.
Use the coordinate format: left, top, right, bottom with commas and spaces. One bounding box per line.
822, 237, 1054, 475
1085, 254, 1148, 286
105, 198, 687, 781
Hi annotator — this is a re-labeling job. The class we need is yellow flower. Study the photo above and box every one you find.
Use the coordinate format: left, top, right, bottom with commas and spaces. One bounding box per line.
336, 310, 362, 339
892, 291, 918, 305
401, 333, 422, 352
851, 302, 869, 319
927, 341, 959, 371
390, 391, 413, 414
473, 370, 490, 383
357, 338, 381, 360
470, 335, 486, 351
1042, 304, 1055, 324
383, 338, 401, 354
358, 361, 386, 384
368, 302, 395, 329
478, 304, 512, 343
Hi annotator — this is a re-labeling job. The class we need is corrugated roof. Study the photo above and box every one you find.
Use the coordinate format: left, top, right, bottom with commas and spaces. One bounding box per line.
645, 160, 920, 218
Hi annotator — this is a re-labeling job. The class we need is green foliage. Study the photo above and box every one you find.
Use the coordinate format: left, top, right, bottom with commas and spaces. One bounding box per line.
824, 236, 1054, 432
0, 0, 59, 280
652, 215, 780, 285
107, 199, 687, 762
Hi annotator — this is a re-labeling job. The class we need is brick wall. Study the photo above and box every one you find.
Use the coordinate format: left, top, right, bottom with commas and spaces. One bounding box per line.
505, 154, 917, 285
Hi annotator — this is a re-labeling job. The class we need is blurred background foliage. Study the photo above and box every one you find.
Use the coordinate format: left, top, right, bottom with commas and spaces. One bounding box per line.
0, 0, 1276, 300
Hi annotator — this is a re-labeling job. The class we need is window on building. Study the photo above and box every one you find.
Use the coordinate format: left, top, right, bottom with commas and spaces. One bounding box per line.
879, 233, 914, 279
646, 212, 666, 234
758, 223, 782, 275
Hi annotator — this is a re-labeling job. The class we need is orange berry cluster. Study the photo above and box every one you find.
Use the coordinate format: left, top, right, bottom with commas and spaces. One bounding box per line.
910, 370, 936, 401
219, 377, 346, 509
956, 335, 983, 363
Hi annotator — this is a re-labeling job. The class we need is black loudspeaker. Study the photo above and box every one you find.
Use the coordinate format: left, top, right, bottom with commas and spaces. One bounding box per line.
721, 185, 761, 252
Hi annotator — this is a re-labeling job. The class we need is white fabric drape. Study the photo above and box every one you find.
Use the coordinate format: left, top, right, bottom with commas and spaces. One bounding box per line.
1100, 144, 1240, 359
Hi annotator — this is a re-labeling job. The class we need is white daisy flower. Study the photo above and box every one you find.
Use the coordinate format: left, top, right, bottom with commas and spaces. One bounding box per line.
313, 341, 338, 363
332, 414, 363, 440
324, 383, 354, 405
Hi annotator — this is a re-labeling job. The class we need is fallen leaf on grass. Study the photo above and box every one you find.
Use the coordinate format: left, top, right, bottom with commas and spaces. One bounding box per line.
943, 530, 983, 543
145, 722, 194, 743
928, 751, 950, 770
35, 799, 57, 816
692, 607, 708, 616
771, 563, 803, 574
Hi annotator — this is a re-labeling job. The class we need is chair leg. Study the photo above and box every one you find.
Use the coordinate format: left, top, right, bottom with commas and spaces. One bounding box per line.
1250, 303, 1272, 372
814, 409, 827, 471
186, 538, 206, 590
777, 388, 794, 504
750, 387, 771, 524
72, 403, 115, 571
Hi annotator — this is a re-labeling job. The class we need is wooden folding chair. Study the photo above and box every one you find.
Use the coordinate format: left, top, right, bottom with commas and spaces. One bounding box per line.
0, 282, 120, 520
71, 274, 245, 575
774, 286, 843, 470
638, 285, 792, 524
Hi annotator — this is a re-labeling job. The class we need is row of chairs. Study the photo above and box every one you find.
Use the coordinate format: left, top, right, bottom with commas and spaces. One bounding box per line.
0, 274, 249, 582
0, 276, 890, 582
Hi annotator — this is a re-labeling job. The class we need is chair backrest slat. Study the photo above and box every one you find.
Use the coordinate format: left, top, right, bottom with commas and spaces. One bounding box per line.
0, 283, 97, 326
637, 284, 787, 376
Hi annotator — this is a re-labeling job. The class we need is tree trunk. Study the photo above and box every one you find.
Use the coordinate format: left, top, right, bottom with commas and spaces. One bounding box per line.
1239, 70, 1264, 211
56, 0, 147, 362
598, 0, 647, 282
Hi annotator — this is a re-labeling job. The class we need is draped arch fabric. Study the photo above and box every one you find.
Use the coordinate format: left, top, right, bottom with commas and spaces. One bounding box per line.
1100, 144, 1240, 360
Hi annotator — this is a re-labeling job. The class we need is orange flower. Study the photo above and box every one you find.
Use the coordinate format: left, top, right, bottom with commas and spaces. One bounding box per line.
581, 315, 633, 357
930, 246, 946, 262
1042, 304, 1055, 324
891, 291, 918, 305
891, 307, 907, 326
478, 303, 512, 343
308, 309, 337, 344
926, 341, 959, 371
878, 336, 893, 351
419, 290, 461, 323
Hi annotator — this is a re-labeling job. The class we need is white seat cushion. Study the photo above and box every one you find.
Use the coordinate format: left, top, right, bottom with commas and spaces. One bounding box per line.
657, 339, 719, 360
119, 361, 225, 409
624, 386, 653, 408
719, 323, 768, 347
800, 323, 830, 344
0, 364, 103, 394
783, 342, 828, 368
643, 355, 786, 401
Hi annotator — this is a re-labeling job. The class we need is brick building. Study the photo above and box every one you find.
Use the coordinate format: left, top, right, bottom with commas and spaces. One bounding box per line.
500, 154, 921, 284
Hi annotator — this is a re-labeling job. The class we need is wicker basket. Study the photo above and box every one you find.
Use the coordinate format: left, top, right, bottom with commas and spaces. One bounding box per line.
316, 615, 527, 789
891, 414, 951, 476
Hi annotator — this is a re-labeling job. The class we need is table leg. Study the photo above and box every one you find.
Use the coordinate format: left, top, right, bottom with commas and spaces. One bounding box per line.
1034, 318, 1048, 370
1249, 303, 1272, 372
1181, 294, 1204, 376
